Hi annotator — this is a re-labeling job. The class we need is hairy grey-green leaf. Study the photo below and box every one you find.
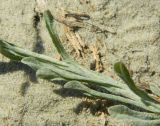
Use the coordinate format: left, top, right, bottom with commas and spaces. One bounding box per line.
108, 105, 160, 126
114, 62, 159, 105
150, 84, 160, 97
44, 10, 71, 60
36, 68, 60, 80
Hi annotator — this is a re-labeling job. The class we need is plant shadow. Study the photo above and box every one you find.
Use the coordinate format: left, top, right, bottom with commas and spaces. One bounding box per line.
0, 60, 37, 82
32, 34, 45, 54
53, 83, 146, 115
73, 98, 112, 115
0, 61, 142, 115
53, 87, 113, 115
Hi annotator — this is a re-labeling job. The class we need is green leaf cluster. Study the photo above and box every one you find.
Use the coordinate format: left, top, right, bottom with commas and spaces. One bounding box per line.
1, 10, 160, 126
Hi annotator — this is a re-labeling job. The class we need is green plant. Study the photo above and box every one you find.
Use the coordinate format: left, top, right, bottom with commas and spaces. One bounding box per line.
0, 10, 160, 126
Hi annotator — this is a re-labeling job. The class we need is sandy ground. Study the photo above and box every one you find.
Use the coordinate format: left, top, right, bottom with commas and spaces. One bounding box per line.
0, 0, 160, 126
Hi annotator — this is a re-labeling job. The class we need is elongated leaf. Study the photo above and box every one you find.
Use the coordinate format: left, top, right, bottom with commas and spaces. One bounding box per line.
64, 81, 139, 107
44, 10, 70, 60
64, 81, 88, 91
150, 84, 160, 97
0, 39, 26, 60
114, 62, 158, 103
114, 62, 137, 89
0, 47, 23, 60
22, 57, 43, 70
36, 67, 60, 79
0, 39, 68, 67
21, 57, 88, 81
108, 105, 160, 126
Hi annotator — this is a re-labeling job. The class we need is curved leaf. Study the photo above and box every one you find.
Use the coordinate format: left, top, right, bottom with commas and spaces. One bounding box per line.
36, 68, 60, 80
150, 84, 160, 97
114, 62, 159, 104
22, 57, 43, 70
44, 10, 71, 60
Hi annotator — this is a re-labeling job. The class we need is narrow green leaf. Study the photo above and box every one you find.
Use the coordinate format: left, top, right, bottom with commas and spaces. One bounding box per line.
0, 47, 23, 60
114, 62, 159, 103
21, 57, 43, 70
44, 10, 71, 60
21, 57, 87, 81
0, 39, 68, 67
64, 81, 89, 91
0, 39, 25, 60
109, 105, 160, 126
36, 68, 60, 80
64, 81, 139, 107
114, 62, 135, 88
150, 84, 160, 97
